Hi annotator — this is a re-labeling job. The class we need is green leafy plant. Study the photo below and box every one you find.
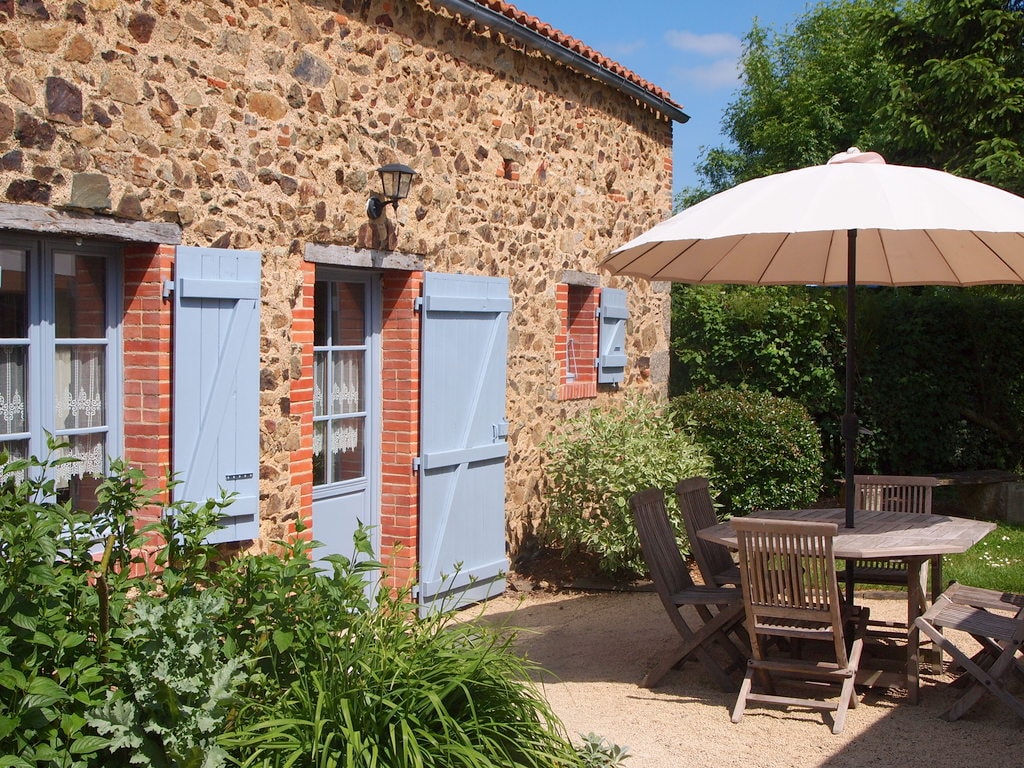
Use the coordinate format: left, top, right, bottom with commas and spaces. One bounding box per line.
0, 443, 150, 767
575, 733, 631, 768
88, 591, 247, 768
671, 387, 823, 516
543, 396, 713, 578
2, 449, 587, 768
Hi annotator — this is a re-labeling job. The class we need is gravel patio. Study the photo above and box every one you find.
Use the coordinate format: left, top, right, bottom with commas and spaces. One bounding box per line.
475, 586, 1021, 768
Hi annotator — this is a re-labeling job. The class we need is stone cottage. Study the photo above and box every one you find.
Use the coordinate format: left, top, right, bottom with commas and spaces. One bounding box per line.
0, 0, 686, 609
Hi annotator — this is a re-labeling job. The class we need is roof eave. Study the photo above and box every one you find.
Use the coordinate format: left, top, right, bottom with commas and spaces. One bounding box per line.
432, 0, 690, 124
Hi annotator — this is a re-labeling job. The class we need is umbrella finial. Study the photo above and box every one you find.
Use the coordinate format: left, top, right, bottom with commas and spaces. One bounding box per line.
828, 147, 886, 165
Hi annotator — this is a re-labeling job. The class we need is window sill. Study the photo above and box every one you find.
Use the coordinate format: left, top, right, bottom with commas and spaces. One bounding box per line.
558, 381, 598, 401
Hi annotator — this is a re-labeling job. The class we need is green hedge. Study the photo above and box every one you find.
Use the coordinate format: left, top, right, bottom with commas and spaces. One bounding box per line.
670, 387, 823, 516
671, 283, 1024, 477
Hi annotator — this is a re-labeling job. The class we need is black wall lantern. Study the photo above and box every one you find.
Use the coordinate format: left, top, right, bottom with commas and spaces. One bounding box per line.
366, 163, 417, 219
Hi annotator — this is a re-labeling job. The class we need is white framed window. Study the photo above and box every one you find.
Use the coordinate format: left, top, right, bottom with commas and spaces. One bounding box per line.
0, 236, 122, 509
313, 273, 371, 487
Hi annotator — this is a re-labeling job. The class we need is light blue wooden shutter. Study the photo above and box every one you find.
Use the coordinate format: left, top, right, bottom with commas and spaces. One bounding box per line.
173, 246, 261, 543
597, 288, 628, 384
418, 272, 511, 614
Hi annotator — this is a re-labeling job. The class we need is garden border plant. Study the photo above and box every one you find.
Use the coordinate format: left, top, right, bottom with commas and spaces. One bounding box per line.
0, 443, 606, 768
670, 387, 824, 517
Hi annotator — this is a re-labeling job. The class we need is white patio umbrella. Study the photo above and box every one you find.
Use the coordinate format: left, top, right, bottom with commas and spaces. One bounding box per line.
603, 148, 1024, 541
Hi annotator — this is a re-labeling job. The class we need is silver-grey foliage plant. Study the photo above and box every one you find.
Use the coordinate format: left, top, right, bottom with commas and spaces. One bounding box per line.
87, 591, 248, 768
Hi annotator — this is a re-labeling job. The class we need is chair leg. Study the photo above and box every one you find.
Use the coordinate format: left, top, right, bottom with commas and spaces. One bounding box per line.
731, 663, 754, 724
642, 602, 745, 691
944, 639, 1024, 721
832, 674, 858, 734
916, 615, 1024, 721
694, 603, 749, 668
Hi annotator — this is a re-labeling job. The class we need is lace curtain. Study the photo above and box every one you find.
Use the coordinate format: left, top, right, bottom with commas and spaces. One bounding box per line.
0, 345, 26, 437
54, 345, 106, 485
313, 350, 361, 458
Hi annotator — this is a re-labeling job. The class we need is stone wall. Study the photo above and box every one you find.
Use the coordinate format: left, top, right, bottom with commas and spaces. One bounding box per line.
0, 0, 675, 557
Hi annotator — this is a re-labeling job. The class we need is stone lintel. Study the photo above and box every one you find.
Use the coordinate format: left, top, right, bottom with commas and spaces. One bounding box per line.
0, 202, 182, 244
304, 242, 425, 272
560, 269, 599, 287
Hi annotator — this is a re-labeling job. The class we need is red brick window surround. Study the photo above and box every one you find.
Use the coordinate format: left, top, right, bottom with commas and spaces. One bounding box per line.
556, 281, 600, 400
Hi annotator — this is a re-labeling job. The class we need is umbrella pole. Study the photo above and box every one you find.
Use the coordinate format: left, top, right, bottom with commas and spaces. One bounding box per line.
844, 229, 858, 603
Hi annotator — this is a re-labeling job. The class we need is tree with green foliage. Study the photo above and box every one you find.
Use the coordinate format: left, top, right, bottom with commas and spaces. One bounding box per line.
871, 0, 1024, 194
681, 0, 1024, 205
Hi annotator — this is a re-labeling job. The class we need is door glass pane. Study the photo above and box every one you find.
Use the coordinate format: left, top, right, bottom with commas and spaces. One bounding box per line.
55, 253, 107, 338
331, 418, 364, 482
0, 346, 26, 436
0, 249, 28, 338
333, 281, 365, 344
314, 276, 369, 486
331, 350, 363, 414
55, 345, 105, 429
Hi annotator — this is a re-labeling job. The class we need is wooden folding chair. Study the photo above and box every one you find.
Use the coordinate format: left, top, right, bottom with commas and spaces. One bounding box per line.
914, 582, 1024, 721
629, 489, 748, 691
676, 477, 741, 587
731, 518, 869, 734
852, 474, 942, 606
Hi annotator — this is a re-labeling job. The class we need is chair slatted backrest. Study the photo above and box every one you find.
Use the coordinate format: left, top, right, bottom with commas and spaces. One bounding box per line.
854, 475, 939, 514
734, 518, 846, 665
676, 477, 736, 585
631, 489, 697, 604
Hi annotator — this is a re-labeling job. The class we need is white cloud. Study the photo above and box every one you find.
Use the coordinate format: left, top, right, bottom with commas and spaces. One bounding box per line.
605, 39, 648, 57
672, 58, 742, 92
664, 30, 742, 58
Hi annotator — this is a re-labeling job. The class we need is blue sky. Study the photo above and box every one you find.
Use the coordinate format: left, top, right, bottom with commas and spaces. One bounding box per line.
506, 1, 815, 196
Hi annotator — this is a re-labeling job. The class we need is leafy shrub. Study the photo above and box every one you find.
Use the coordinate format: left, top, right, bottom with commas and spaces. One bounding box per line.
670, 388, 823, 516
575, 733, 631, 767
0, 445, 150, 767
670, 284, 842, 411
543, 396, 713, 578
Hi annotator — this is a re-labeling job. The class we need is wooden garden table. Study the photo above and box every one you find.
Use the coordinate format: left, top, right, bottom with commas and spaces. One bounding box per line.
698, 508, 996, 703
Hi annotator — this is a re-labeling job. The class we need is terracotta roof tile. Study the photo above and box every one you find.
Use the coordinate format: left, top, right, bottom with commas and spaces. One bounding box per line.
466, 0, 681, 109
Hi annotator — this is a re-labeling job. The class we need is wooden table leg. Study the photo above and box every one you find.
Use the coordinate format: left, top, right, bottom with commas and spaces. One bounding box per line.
906, 556, 928, 704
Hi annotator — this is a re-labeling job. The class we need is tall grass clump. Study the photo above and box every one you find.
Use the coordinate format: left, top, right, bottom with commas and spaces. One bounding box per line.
225, 586, 578, 768
543, 396, 713, 578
